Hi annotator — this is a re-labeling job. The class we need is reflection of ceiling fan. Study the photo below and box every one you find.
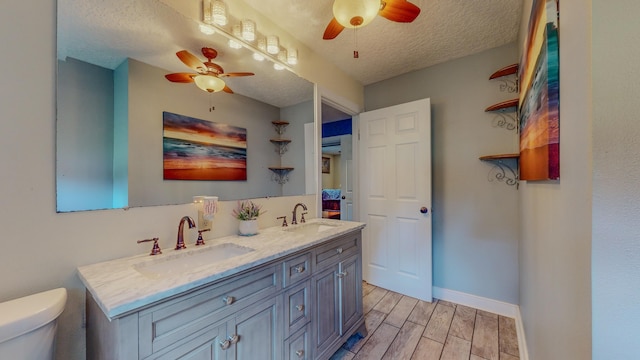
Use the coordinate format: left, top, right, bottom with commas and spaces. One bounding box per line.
323, 0, 421, 39
165, 47, 254, 93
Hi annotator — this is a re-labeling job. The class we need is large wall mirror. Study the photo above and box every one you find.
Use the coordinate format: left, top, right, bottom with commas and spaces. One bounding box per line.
56, 0, 315, 212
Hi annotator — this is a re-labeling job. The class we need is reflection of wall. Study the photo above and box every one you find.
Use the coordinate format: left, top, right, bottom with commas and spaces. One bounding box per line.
57, 57, 289, 210
57, 57, 115, 211
280, 100, 314, 196
127, 58, 283, 206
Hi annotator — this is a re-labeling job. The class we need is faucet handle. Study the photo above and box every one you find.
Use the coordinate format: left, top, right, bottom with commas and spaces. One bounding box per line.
196, 229, 210, 246
137, 237, 162, 255
277, 216, 288, 227
300, 212, 307, 223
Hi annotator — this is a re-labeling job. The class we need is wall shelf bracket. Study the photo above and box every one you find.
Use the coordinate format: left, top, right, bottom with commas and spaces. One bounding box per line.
479, 154, 520, 189
268, 167, 294, 184
270, 138, 291, 155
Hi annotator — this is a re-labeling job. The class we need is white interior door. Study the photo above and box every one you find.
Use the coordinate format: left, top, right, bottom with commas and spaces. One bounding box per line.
340, 135, 353, 221
359, 98, 432, 301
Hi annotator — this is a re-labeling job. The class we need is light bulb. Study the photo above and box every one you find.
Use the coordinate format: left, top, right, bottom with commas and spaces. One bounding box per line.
194, 75, 226, 93
266, 35, 279, 55
212, 0, 227, 26
287, 49, 298, 65
333, 0, 379, 28
241, 19, 256, 42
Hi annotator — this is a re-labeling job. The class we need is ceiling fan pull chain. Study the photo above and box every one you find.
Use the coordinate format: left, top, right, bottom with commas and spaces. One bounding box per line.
353, 27, 359, 59
209, 93, 215, 112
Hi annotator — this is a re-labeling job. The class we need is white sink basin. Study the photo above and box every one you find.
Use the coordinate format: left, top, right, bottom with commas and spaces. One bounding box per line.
284, 222, 340, 236
133, 243, 254, 278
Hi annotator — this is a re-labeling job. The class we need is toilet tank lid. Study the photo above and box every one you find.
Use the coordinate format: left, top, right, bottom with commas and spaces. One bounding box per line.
0, 288, 67, 343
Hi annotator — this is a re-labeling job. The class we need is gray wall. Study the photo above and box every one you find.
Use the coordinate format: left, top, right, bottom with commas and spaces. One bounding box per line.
365, 43, 520, 304
517, 0, 592, 358
280, 99, 314, 196
592, 0, 640, 357
57, 58, 115, 211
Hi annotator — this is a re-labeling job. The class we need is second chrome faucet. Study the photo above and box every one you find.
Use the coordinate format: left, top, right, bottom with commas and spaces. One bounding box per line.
291, 203, 307, 225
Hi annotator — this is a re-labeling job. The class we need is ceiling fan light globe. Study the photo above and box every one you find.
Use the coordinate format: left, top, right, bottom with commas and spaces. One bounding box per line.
333, 0, 380, 29
194, 75, 226, 93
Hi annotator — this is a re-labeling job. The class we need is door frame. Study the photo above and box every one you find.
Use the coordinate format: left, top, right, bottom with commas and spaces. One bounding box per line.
314, 85, 362, 220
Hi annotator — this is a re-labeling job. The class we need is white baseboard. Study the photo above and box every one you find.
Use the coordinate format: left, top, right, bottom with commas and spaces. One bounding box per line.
432, 287, 529, 360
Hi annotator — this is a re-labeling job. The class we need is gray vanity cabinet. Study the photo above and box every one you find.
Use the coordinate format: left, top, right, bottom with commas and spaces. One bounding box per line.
312, 233, 363, 360
85, 229, 364, 360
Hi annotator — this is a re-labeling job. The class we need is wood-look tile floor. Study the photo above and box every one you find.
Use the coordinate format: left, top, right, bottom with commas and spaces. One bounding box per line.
329, 282, 519, 360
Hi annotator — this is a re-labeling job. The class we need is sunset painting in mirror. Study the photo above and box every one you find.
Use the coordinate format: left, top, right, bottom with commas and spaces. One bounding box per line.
163, 112, 247, 181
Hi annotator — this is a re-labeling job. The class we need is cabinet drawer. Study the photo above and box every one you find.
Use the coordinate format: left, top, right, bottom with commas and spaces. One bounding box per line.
283, 280, 311, 338
284, 323, 311, 360
138, 265, 279, 358
314, 232, 360, 271
283, 252, 312, 287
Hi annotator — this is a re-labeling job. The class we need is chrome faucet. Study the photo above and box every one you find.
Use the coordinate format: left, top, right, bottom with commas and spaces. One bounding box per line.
176, 216, 196, 250
291, 203, 308, 225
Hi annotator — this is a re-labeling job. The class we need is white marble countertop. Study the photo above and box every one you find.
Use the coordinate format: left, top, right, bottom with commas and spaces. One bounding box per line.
77, 218, 365, 320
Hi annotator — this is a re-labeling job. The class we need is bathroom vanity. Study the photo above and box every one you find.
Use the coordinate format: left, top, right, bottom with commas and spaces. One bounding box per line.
78, 219, 365, 360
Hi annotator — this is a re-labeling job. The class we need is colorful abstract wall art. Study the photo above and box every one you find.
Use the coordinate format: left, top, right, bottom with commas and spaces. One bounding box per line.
519, 0, 560, 180
163, 112, 247, 181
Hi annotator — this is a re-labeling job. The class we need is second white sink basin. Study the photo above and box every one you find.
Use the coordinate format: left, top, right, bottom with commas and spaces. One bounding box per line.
284, 222, 340, 236
134, 243, 254, 278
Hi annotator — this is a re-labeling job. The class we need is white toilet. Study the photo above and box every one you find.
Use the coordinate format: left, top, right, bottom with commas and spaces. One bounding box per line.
0, 288, 67, 360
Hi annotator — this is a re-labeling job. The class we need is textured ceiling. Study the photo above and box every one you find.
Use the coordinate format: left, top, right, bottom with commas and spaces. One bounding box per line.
58, 0, 523, 108
242, 0, 523, 85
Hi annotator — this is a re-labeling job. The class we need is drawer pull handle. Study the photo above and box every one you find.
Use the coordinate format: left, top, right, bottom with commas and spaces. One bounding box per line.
296, 304, 304, 312
222, 296, 235, 305
336, 271, 348, 278
295, 265, 305, 273
228, 334, 239, 344
219, 339, 231, 350
296, 349, 304, 357
336, 247, 343, 254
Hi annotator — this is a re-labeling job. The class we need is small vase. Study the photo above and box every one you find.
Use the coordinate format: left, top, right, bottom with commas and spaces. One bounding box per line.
238, 219, 259, 236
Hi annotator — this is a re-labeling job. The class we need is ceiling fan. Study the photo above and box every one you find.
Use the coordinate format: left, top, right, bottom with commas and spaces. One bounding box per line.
323, 0, 421, 40
165, 47, 254, 93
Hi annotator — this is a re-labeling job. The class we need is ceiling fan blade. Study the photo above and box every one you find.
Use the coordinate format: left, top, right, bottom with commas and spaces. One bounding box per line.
379, 0, 421, 23
176, 50, 207, 73
220, 72, 255, 78
164, 72, 196, 83
323, 17, 345, 40
223, 85, 234, 94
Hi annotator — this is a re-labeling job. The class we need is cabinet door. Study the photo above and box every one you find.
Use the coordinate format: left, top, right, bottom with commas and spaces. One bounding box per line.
338, 254, 362, 336
312, 265, 340, 359
226, 296, 283, 360
152, 323, 227, 360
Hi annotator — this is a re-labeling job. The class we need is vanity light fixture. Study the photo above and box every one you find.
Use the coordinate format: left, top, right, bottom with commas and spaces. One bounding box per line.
202, 1, 298, 72
229, 24, 243, 49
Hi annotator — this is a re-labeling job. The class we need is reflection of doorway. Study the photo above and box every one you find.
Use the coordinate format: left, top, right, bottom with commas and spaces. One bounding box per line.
321, 102, 353, 221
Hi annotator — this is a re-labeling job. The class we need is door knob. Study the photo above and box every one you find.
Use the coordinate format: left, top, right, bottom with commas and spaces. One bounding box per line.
420, 207, 429, 214
341, 196, 346, 199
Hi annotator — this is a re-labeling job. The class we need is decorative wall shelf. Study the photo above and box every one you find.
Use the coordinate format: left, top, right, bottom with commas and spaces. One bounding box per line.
485, 99, 518, 112
269, 120, 293, 184
490, 64, 518, 93
270, 138, 291, 155
489, 64, 519, 79
268, 167, 294, 185
479, 154, 519, 188
271, 120, 289, 135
